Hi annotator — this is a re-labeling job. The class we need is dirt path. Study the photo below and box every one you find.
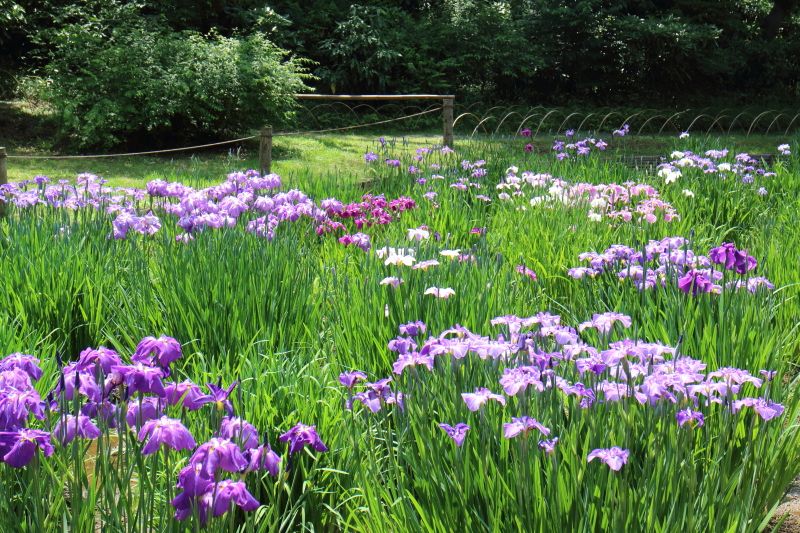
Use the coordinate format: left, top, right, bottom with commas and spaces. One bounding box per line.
777, 477, 800, 532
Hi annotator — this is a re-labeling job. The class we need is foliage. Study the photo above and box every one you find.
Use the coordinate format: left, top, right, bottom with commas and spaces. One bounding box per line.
0, 131, 799, 529
39, 2, 310, 149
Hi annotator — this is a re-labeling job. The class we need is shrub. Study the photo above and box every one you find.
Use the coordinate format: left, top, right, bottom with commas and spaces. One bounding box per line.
41, 2, 311, 149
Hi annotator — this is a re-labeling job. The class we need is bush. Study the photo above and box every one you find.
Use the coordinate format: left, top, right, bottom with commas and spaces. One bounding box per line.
41, 3, 311, 149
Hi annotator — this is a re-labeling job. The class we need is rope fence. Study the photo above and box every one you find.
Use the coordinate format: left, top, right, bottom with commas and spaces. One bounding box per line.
1, 102, 450, 176
0, 97, 794, 196
5, 135, 258, 160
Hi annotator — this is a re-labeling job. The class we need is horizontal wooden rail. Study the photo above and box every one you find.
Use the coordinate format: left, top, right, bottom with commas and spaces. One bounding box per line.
295, 94, 454, 101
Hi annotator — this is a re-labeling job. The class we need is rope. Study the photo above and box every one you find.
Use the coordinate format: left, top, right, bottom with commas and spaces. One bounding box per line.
7, 135, 258, 160
273, 107, 442, 136
5, 107, 443, 160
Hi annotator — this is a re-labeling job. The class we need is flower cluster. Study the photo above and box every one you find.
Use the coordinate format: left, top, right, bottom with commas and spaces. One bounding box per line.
0, 336, 326, 527
344, 311, 782, 472
567, 236, 773, 294
551, 135, 608, 160
657, 147, 781, 191
0, 171, 420, 248
496, 168, 679, 224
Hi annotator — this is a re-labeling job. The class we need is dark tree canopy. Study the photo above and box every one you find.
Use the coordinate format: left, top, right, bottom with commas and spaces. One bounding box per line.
2, 0, 799, 146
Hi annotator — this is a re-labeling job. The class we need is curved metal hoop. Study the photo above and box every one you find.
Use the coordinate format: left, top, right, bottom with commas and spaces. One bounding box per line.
535, 110, 561, 137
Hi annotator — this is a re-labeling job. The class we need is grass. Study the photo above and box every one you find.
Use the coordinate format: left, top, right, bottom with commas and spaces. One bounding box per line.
3, 98, 797, 189
0, 115, 799, 531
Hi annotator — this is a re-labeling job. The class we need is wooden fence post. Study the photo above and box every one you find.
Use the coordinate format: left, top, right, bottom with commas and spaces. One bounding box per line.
442, 97, 455, 148
259, 126, 273, 176
0, 147, 7, 218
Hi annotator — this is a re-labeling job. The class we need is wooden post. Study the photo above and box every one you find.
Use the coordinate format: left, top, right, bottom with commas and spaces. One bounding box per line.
442, 97, 454, 148
258, 126, 273, 176
0, 147, 6, 218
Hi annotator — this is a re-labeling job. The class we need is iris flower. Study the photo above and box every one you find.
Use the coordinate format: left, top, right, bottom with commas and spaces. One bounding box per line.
279, 423, 327, 455
587, 447, 629, 471
503, 417, 550, 439
53, 415, 101, 445
0, 428, 54, 467
138, 416, 196, 455
438, 423, 470, 447
462, 388, 506, 412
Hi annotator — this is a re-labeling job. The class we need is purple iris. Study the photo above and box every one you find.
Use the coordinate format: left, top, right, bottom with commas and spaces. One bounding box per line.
503, 417, 550, 439
200, 381, 238, 415
219, 417, 259, 450
538, 438, 559, 455
351, 379, 404, 413
578, 312, 632, 335
279, 423, 327, 455
499, 366, 544, 396
709, 243, 757, 274
172, 463, 214, 524
164, 380, 209, 410
138, 416, 196, 455
515, 265, 537, 281
189, 438, 248, 477
76, 347, 121, 374
675, 408, 705, 428
399, 321, 427, 337
0, 428, 54, 467
57, 365, 102, 403
461, 388, 506, 412
338, 371, 367, 389
0, 353, 43, 381
53, 414, 101, 445
732, 398, 785, 421
131, 335, 182, 369
438, 423, 470, 447
113, 363, 166, 397
392, 352, 434, 375
245, 444, 282, 476
759, 370, 777, 381
210, 480, 260, 518
0, 388, 46, 430
587, 447, 629, 471
126, 397, 163, 429
677, 269, 716, 295
81, 400, 118, 428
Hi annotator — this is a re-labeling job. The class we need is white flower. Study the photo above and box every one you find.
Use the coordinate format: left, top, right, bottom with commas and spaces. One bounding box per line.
682, 189, 695, 198
375, 246, 414, 259
498, 192, 511, 201
506, 166, 519, 175
589, 197, 607, 209
530, 196, 547, 206
679, 132, 690, 139
778, 144, 790, 151
587, 211, 603, 222
385, 254, 416, 267
675, 157, 694, 168
379, 277, 403, 287
717, 163, 731, 172
424, 287, 455, 299
670, 150, 685, 159
439, 249, 461, 258
658, 167, 682, 184
407, 227, 430, 241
